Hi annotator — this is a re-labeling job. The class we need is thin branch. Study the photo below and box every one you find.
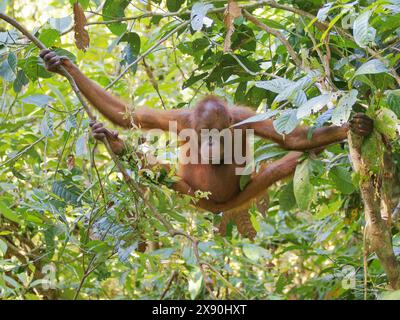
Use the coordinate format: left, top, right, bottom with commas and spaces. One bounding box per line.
142, 58, 166, 109
67, 1, 278, 28
105, 21, 189, 89
242, 10, 302, 68
160, 270, 178, 300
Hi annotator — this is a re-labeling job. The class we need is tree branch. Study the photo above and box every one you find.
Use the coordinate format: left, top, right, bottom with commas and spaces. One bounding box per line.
348, 132, 400, 290
242, 10, 302, 68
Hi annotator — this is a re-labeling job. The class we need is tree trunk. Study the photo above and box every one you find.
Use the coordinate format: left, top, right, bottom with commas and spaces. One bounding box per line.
348, 133, 400, 290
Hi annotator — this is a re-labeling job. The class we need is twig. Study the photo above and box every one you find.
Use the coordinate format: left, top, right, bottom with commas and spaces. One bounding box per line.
242, 10, 302, 68
160, 270, 178, 300
142, 58, 166, 109
105, 21, 189, 89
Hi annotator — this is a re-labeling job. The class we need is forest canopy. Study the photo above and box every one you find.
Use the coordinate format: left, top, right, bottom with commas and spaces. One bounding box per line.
0, 0, 400, 300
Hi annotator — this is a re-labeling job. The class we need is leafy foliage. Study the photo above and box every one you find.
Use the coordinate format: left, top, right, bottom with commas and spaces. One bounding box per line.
0, 0, 399, 300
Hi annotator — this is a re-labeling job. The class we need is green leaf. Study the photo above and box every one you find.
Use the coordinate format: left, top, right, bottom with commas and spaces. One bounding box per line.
103, 0, 130, 35
375, 108, 399, 139
255, 149, 287, 163
379, 290, 400, 300
0, 238, 7, 256
292, 90, 307, 107
0, 30, 19, 44
38, 28, 60, 47
279, 181, 296, 211
75, 134, 88, 157
331, 90, 358, 125
317, 2, 334, 22
232, 110, 279, 127
273, 110, 299, 135
0, 200, 21, 224
250, 213, 261, 232
52, 181, 82, 206
151, 248, 175, 259
48, 16, 72, 33
387, 89, 400, 117
192, 38, 209, 51
54, 48, 76, 63
274, 82, 301, 104
297, 94, 331, 119
191, 2, 213, 31
293, 159, 313, 210
273, 71, 320, 104
188, 268, 203, 300
0, 52, 17, 82
167, 0, 184, 12
242, 244, 271, 262
329, 166, 355, 194
65, 115, 77, 132
183, 72, 208, 89
121, 45, 138, 75
40, 112, 54, 137
119, 32, 141, 56
13, 70, 29, 93
255, 78, 294, 94
23, 56, 53, 81
239, 174, 251, 190
353, 10, 376, 48
354, 59, 388, 77
22, 94, 55, 107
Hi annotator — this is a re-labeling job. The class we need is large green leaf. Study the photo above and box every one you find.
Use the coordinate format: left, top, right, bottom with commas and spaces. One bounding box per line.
103, 0, 130, 35
0, 52, 17, 82
354, 59, 388, 77
190, 2, 213, 31
0, 200, 21, 224
188, 268, 203, 300
329, 166, 355, 195
48, 16, 72, 33
297, 94, 331, 119
331, 90, 358, 126
294, 159, 313, 210
242, 243, 271, 262
167, 0, 184, 12
119, 32, 141, 56
22, 94, 55, 107
375, 108, 399, 139
273, 110, 299, 135
255, 78, 294, 94
353, 10, 376, 48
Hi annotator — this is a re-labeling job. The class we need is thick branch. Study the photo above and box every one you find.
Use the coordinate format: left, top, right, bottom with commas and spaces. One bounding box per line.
348, 132, 400, 290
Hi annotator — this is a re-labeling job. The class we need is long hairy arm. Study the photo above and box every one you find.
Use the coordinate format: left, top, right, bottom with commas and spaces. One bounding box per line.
230, 106, 349, 150
40, 50, 191, 131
